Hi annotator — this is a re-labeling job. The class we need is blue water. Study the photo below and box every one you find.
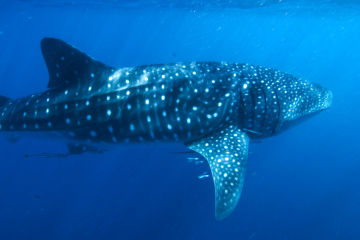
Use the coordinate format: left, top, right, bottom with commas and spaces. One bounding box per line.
0, 1, 359, 239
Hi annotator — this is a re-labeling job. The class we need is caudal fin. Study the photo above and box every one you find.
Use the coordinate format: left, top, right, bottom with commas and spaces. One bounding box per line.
0, 96, 10, 107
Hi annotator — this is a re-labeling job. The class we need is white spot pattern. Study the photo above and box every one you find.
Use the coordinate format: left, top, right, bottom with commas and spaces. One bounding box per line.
187, 125, 249, 220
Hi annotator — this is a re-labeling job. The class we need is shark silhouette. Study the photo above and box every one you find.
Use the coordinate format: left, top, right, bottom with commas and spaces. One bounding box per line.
0, 38, 332, 220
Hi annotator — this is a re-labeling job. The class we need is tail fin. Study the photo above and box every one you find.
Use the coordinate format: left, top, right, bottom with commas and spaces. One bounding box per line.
0, 96, 10, 107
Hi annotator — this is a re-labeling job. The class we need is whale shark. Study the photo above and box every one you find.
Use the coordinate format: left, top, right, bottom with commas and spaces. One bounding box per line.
0, 38, 332, 220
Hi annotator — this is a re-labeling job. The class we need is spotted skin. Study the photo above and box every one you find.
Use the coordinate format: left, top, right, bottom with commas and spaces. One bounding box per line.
0, 38, 332, 220
188, 126, 248, 220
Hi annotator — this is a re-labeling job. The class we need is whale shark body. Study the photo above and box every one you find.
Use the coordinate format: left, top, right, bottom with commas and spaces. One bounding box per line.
0, 38, 332, 220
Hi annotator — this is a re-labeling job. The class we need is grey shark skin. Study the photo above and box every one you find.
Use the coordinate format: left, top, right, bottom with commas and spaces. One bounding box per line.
0, 38, 332, 220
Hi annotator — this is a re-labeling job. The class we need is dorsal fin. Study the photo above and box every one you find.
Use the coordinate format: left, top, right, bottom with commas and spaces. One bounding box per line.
41, 38, 114, 89
0, 96, 10, 107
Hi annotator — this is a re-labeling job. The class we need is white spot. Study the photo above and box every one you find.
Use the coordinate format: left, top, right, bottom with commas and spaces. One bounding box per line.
107, 109, 112, 116
192, 106, 198, 111
167, 124, 173, 130
46, 108, 50, 114
85, 101, 90, 106
161, 95, 165, 101
86, 115, 92, 121
145, 99, 149, 105
129, 124, 135, 131
147, 116, 151, 122
64, 104, 68, 110
127, 104, 132, 110
66, 118, 71, 124
64, 90, 69, 95
88, 86, 92, 91
243, 83, 248, 89
126, 90, 130, 95
187, 118, 191, 124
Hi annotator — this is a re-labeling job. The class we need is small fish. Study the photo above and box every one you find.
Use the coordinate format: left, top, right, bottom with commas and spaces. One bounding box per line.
198, 172, 210, 179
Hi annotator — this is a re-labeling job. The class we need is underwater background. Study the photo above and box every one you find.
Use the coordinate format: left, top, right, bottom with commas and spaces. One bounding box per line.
0, 0, 359, 239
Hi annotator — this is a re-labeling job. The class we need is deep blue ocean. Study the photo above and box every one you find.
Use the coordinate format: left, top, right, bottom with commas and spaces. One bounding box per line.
0, 0, 359, 239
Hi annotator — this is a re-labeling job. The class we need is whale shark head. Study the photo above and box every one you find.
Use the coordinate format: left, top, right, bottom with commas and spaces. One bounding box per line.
276, 79, 333, 132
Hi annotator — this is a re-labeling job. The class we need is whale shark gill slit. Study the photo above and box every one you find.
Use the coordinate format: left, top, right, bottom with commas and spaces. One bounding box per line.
41, 38, 115, 89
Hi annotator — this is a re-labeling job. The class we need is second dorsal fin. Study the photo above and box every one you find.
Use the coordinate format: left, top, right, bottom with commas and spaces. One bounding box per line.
41, 38, 114, 89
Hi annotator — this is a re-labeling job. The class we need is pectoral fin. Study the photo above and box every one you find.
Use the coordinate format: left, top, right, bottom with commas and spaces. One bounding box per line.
186, 125, 249, 220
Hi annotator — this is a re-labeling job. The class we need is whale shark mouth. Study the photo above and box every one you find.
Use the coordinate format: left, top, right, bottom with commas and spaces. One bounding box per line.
308, 87, 333, 116
322, 89, 333, 110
